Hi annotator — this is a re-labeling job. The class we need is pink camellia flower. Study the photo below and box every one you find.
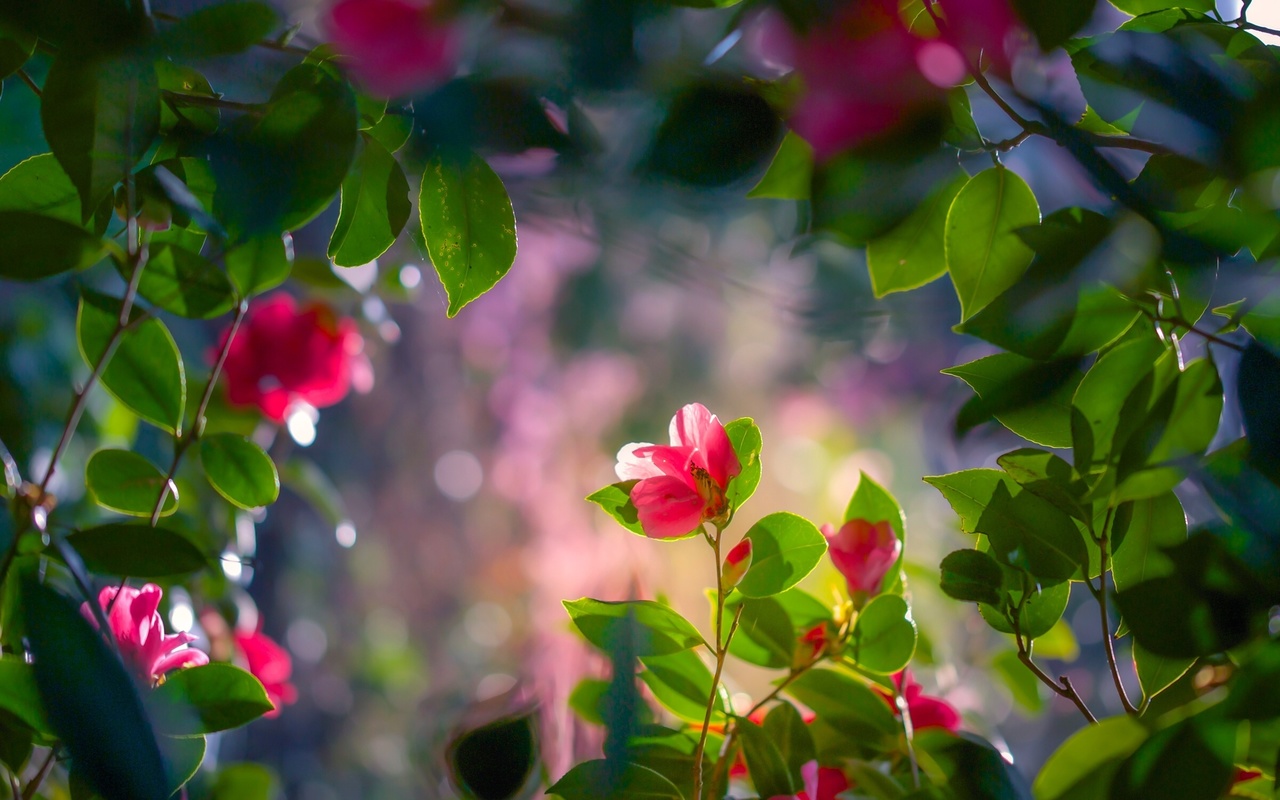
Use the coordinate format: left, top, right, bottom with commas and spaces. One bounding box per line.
722, 538, 753, 589
218, 293, 371, 424
234, 628, 298, 718
822, 519, 901, 600
81, 584, 209, 683
883, 670, 962, 732
767, 760, 850, 800
614, 403, 742, 539
323, 0, 460, 98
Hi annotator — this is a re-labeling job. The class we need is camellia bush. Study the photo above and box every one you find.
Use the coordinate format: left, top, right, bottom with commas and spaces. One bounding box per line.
0, 0, 1279, 798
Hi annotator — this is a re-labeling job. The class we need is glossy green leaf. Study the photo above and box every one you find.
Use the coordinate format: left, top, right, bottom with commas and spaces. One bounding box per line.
925, 469, 1017, 534
448, 711, 539, 800
1111, 492, 1186, 592
1072, 336, 1167, 477
1110, 715, 1235, 800
997, 449, 1089, 523
939, 549, 1004, 606
85, 449, 178, 518
41, 50, 159, 218
329, 135, 411, 267
199, 433, 280, 509
979, 481, 1087, 584
763, 702, 816, 783
945, 353, 1082, 448
77, 292, 186, 434
736, 512, 828, 599
226, 234, 293, 297
980, 579, 1071, 639
155, 61, 220, 136
1221, 639, 1280, 721
22, 578, 170, 800
866, 170, 967, 297
150, 663, 273, 735
420, 149, 518, 316
0, 658, 51, 735
639, 649, 720, 723
724, 417, 762, 512
945, 167, 1040, 321
587, 480, 645, 536
747, 131, 813, 200
368, 111, 413, 154
849, 594, 917, 674
738, 717, 799, 798
1109, 0, 1212, 13
1132, 643, 1195, 707
159, 2, 278, 58
0, 152, 83, 224
135, 243, 237, 319
0, 211, 107, 281
1032, 715, 1147, 800
568, 679, 610, 725
844, 472, 906, 544
785, 669, 898, 744
1013, 0, 1097, 50
164, 734, 206, 793
563, 598, 706, 657
724, 595, 795, 668
65, 523, 206, 577
919, 731, 1033, 800
547, 760, 683, 799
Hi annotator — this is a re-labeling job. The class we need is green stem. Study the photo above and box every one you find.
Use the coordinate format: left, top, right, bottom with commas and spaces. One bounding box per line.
1090, 508, 1138, 715
892, 682, 921, 790
692, 526, 742, 800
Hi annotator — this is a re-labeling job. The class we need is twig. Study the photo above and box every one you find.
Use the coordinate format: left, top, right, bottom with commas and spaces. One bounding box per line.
1088, 509, 1138, 715
20, 750, 55, 800
161, 90, 262, 114
1011, 616, 1097, 723
16, 69, 41, 98
1137, 307, 1245, 352
744, 660, 817, 719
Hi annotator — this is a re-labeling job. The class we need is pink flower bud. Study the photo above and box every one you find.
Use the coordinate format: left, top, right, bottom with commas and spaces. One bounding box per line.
722, 538, 752, 589
822, 519, 901, 598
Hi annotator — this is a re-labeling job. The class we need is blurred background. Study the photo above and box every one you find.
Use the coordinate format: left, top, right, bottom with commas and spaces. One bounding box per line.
2, 0, 1276, 796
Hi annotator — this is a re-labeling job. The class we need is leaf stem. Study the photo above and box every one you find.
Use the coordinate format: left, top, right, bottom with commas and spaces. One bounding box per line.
16, 69, 41, 98
20, 750, 55, 800
1089, 508, 1138, 715
161, 90, 263, 114
692, 526, 743, 800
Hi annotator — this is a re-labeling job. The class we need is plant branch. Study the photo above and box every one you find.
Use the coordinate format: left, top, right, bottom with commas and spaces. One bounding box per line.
693, 528, 742, 800
1011, 617, 1097, 723
1089, 509, 1138, 715
744, 660, 817, 719
161, 90, 262, 114
16, 69, 41, 98
1138, 307, 1245, 352
20, 750, 55, 800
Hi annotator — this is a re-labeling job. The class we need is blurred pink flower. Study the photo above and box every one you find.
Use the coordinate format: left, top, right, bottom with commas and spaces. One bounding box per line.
722, 538, 752, 589
822, 519, 901, 598
767, 761, 850, 800
888, 670, 962, 732
323, 0, 459, 98
614, 403, 741, 539
218, 293, 370, 424
234, 628, 298, 718
81, 584, 208, 683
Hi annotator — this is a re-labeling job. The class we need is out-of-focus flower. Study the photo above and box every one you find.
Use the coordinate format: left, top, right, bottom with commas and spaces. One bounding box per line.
723, 538, 752, 589
323, 0, 460, 98
81, 584, 208, 683
796, 622, 831, 668
234, 628, 298, 717
614, 403, 742, 539
218, 293, 370, 424
884, 670, 962, 732
766, 760, 850, 800
822, 519, 901, 601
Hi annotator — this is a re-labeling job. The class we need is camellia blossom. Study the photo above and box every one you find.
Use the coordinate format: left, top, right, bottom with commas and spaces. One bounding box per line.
884, 670, 962, 732
767, 760, 850, 800
615, 403, 742, 539
822, 518, 901, 599
218, 293, 371, 424
235, 628, 298, 718
722, 538, 753, 589
81, 584, 209, 683
323, 0, 460, 98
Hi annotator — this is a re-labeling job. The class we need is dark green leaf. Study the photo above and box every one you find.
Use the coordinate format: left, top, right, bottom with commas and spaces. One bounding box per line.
563, 598, 706, 657
42, 50, 159, 218
85, 449, 178, 517
918, 731, 1033, 800
1071, 335, 1167, 478
725, 417, 762, 512
1110, 715, 1234, 800
997, 449, 1089, 523
1013, 0, 1097, 50
1109, 0, 1213, 15
448, 711, 539, 800
1111, 492, 1186, 592
0, 211, 106, 280
155, 61, 220, 136
135, 243, 236, 319
642, 81, 782, 187
979, 578, 1071, 639
939, 549, 1004, 606
21, 578, 169, 800
763, 702, 816, 784
747, 131, 813, 200
849, 594, 917, 674
226, 235, 293, 297
736, 512, 828, 599
0, 32, 33, 81
977, 482, 1088, 585
65, 523, 206, 577
587, 480, 645, 536
159, 2, 278, 58
945, 166, 1040, 321
0, 657, 51, 735
785, 669, 898, 745
866, 170, 967, 297
639, 649, 719, 723
724, 595, 795, 669
163, 734, 206, 793
199, 433, 280, 509
0, 711, 33, 774
1221, 639, 1280, 721
77, 290, 187, 434
419, 148, 518, 317
945, 354, 1082, 447
991, 650, 1044, 713
328, 135, 411, 267
1239, 340, 1280, 476
0, 152, 83, 224
737, 717, 799, 798
149, 663, 273, 735
546, 760, 683, 800
366, 110, 413, 154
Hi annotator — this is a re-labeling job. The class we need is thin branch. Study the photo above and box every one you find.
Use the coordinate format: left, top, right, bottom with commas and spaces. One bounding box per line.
1011, 615, 1097, 723
161, 90, 262, 114
745, 660, 818, 719
1242, 20, 1280, 37
1090, 509, 1138, 715
893, 684, 921, 790
693, 526, 742, 800
1138, 307, 1245, 352
20, 750, 55, 800
16, 69, 41, 98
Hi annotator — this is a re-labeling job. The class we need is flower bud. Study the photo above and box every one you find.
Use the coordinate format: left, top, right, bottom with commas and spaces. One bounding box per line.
822, 519, 901, 601
722, 538, 752, 590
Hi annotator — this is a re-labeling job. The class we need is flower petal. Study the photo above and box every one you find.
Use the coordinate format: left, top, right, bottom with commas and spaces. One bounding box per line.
631, 476, 706, 539
615, 441, 663, 481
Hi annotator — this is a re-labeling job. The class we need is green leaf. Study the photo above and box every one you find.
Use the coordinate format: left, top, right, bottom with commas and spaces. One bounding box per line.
547, 760, 683, 799
163, 735, 206, 793
996, 449, 1089, 524
447, 711, 540, 800
226, 235, 293, 297
738, 717, 799, 798
844, 472, 906, 544
21, 578, 170, 800
0, 658, 51, 735
1032, 715, 1147, 800
1221, 639, 1280, 721
979, 480, 1087, 584
328, 135, 411, 267
1109, 0, 1212, 13
639, 650, 720, 723
1132, 643, 1195, 707
736, 512, 828, 599
85, 449, 178, 518
134, 243, 237, 319
1238, 341, 1280, 476
419, 148, 518, 317
1110, 715, 1235, 800
945, 353, 1082, 448
0, 211, 107, 281
0, 152, 83, 224
979, 579, 1071, 639
925, 469, 1017, 534
785, 668, 898, 745
1012, 0, 1097, 50
199, 433, 280, 509
991, 650, 1044, 713
747, 131, 813, 200
155, 61, 220, 136
945, 166, 1041, 321
367, 110, 413, 154
866, 171, 967, 297
724, 417, 762, 512
939, 549, 1004, 606
210, 763, 276, 800
563, 598, 706, 657
587, 481, 646, 537
1111, 492, 1186, 592
41, 50, 159, 218
149, 663, 273, 735
723, 595, 795, 668
1072, 335, 1167, 478
65, 523, 206, 577
0, 32, 34, 81
918, 731, 1032, 800
849, 594, 917, 674
568, 679, 610, 725
159, 2, 278, 58
77, 291, 187, 435
763, 702, 816, 783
